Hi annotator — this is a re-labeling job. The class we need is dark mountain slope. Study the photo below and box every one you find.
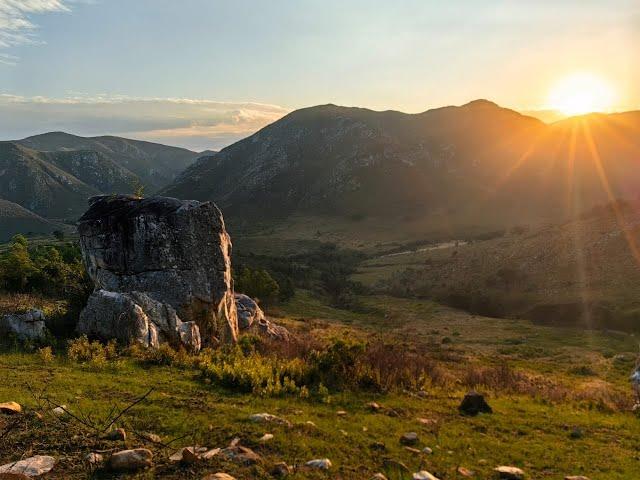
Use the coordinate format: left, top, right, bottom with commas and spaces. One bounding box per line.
164, 100, 637, 235
0, 199, 57, 241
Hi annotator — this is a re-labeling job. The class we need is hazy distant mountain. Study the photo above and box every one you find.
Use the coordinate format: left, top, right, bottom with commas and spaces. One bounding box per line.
163, 100, 640, 234
0, 133, 201, 219
0, 198, 57, 241
18, 132, 200, 192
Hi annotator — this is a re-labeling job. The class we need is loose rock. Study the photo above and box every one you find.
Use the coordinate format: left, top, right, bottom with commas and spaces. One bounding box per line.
494, 466, 525, 479
0, 456, 55, 477
249, 412, 291, 427
109, 449, 153, 471
371, 474, 388, 480
0, 402, 21, 415
272, 462, 292, 477
202, 474, 236, 480
84, 453, 104, 465
412, 471, 440, 480
305, 458, 332, 470
565, 477, 591, 480
103, 427, 126, 441
259, 433, 274, 442
457, 466, 474, 477
400, 432, 419, 445
220, 446, 261, 465
459, 391, 492, 416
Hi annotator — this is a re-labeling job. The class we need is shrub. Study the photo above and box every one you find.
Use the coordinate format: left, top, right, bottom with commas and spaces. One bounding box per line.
38, 346, 55, 363
67, 336, 118, 365
235, 267, 280, 305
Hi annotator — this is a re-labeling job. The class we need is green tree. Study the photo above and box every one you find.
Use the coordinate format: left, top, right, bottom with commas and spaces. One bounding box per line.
235, 267, 280, 305
1, 235, 37, 291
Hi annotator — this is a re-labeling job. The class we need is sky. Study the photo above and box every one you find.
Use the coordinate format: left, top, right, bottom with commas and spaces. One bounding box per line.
0, 0, 637, 151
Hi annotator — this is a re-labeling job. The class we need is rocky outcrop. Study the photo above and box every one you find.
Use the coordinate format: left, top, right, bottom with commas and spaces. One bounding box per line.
234, 294, 290, 341
0, 309, 48, 341
78, 195, 238, 348
78, 290, 201, 351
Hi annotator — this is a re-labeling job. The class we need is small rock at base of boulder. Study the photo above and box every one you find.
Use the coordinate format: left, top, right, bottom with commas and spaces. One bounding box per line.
400, 432, 419, 445
459, 391, 492, 416
109, 449, 153, 471
305, 458, 332, 470
0, 402, 21, 415
0, 309, 48, 341
412, 471, 440, 480
0, 456, 55, 477
494, 466, 525, 479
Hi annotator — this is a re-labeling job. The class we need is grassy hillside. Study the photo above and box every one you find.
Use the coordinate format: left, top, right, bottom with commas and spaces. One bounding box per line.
355, 200, 640, 331
1, 292, 639, 479
0, 199, 59, 241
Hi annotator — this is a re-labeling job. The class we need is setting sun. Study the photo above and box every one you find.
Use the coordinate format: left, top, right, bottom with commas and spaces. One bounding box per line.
548, 73, 616, 116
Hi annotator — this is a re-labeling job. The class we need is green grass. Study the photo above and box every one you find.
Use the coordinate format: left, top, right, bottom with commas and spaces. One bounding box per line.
2, 291, 640, 478
2, 351, 640, 479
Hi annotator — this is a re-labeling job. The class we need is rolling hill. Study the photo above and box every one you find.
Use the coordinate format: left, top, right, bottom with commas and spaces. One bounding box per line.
18, 132, 201, 192
0, 133, 202, 219
0, 198, 58, 241
163, 101, 640, 240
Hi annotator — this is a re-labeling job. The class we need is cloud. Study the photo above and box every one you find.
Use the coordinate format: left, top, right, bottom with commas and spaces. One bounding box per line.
0, 0, 72, 56
0, 94, 290, 151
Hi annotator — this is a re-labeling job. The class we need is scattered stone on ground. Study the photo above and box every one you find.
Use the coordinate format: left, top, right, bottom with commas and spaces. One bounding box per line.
201, 448, 221, 460
201, 474, 236, 480
412, 471, 440, 480
459, 391, 493, 416
0, 456, 55, 477
272, 462, 292, 477
336, 410, 347, 416
564, 477, 591, 480
139, 432, 162, 443
0, 309, 48, 341
103, 427, 126, 441
339, 429, 348, 436
370, 441, 386, 451
457, 466, 474, 477
83, 453, 104, 465
108, 449, 153, 471
249, 412, 291, 427
371, 474, 388, 480
367, 402, 381, 411
0, 402, 21, 415
400, 432, 419, 445
259, 433, 274, 442
422, 447, 433, 454
51, 405, 67, 416
404, 447, 421, 454
220, 446, 261, 465
494, 466, 525, 479
305, 458, 332, 470
417, 417, 437, 426
169, 447, 203, 463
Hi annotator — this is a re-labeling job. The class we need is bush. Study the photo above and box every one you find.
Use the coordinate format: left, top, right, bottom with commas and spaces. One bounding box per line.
235, 267, 280, 305
38, 346, 55, 363
67, 336, 118, 366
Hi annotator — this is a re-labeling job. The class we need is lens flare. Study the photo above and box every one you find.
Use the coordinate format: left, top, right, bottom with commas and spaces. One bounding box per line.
548, 73, 615, 116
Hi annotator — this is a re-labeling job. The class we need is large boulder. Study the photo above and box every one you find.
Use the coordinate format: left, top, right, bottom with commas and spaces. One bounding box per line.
78, 195, 238, 346
0, 309, 48, 341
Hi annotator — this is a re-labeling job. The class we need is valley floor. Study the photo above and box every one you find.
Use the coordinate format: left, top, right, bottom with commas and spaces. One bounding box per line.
2, 293, 640, 479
